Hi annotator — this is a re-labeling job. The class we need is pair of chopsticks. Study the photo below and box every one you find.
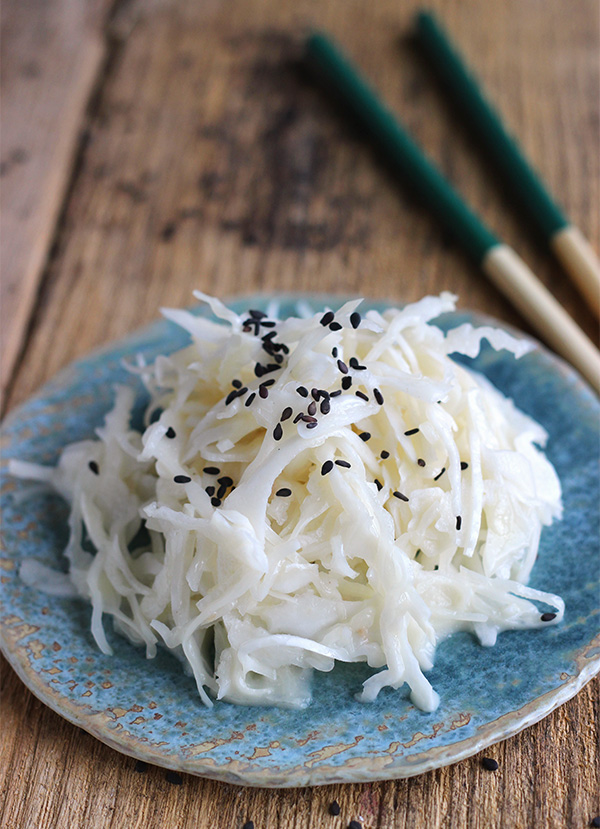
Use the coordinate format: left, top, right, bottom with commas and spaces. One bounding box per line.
305, 12, 600, 393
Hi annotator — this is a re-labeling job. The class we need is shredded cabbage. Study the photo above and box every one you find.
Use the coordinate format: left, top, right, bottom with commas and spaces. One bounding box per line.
11, 292, 564, 711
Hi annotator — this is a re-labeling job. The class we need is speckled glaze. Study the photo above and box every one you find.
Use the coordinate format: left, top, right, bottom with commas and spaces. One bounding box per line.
1, 295, 599, 788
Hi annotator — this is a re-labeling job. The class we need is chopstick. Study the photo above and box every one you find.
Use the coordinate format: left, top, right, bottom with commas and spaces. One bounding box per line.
414, 10, 600, 319
305, 33, 600, 393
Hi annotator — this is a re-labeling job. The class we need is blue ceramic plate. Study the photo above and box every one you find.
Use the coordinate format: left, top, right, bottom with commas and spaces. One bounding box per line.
1, 295, 599, 787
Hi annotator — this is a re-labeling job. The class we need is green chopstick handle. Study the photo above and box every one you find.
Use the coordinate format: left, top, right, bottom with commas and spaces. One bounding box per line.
415, 11, 568, 240
306, 32, 499, 263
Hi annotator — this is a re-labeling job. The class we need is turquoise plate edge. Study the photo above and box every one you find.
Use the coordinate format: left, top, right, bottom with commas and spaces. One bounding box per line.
1, 293, 599, 788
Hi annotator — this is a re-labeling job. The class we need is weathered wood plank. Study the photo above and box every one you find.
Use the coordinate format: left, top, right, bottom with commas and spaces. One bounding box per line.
0, 0, 114, 402
1, 0, 598, 826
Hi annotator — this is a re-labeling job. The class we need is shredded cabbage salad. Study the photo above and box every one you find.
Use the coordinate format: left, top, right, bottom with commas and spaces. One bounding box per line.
12, 292, 564, 712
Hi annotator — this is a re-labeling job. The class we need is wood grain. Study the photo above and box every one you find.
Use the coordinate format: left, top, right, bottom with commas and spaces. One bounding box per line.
0, 0, 115, 402
1, 0, 598, 826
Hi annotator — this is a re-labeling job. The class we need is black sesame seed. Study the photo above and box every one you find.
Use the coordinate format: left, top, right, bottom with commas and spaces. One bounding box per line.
242, 822, 255, 829
297, 386, 309, 397
242, 325, 252, 333
374, 388, 384, 405
456, 515, 462, 530
311, 388, 320, 401
329, 321, 342, 331
134, 760, 148, 773
404, 427, 420, 436
203, 467, 220, 475
318, 389, 330, 399
590, 817, 600, 828
265, 363, 281, 373
218, 476, 233, 486
273, 423, 283, 441
293, 413, 303, 424
417, 458, 426, 467
349, 357, 359, 368
337, 359, 349, 374
335, 460, 351, 468
348, 821, 362, 829
273, 353, 284, 364
262, 379, 276, 387
380, 450, 390, 459
341, 376, 352, 390
225, 390, 238, 405
307, 401, 317, 416
374, 478, 383, 491
238, 387, 248, 396
165, 427, 176, 439
320, 311, 334, 326
211, 497, 221, 507
205, 486, 215, 496
217, 484, 227, 499
393, 491, 409, 502
281, 407, 293, 422
329, 801, 341, 816
249, 309, 266, 320
262, 331, 276, 342
232, 379, 242, 389
301, 414, 317, 423
481, 757, 498, 771
330, 389, 343, 397
332, 347, 338, 358
306, 421, 318, 429
259, 384, 269, 399
320, 399, 331, 414
88, 461, 99, 475
254, 363, 266, 377
260, 321, 276, 328
461, 461, 469, 470
355, 391, 369, 401
321, 460, 334, 476
174, 475, 191, 484
350, 311, 361, 329
433, 467, 446, 481
245, 392, 256, 407
359, 431, 371, 441
541, 612, 557, 622
276, 488, 292, 497
166, 770, 183, 785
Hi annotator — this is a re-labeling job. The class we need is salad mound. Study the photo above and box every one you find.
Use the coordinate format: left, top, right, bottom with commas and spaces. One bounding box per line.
12, 292, 564, 711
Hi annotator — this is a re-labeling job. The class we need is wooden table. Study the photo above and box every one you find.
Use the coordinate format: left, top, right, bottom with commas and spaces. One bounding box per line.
1, 0, 598, 826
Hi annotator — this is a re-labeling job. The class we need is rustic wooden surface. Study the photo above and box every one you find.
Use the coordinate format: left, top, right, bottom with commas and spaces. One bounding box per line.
0, 0, 115, 401
1, 0, 598, 826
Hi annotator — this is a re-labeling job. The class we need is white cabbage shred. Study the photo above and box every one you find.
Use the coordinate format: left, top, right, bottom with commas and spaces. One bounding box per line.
12, 292, 564, 711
